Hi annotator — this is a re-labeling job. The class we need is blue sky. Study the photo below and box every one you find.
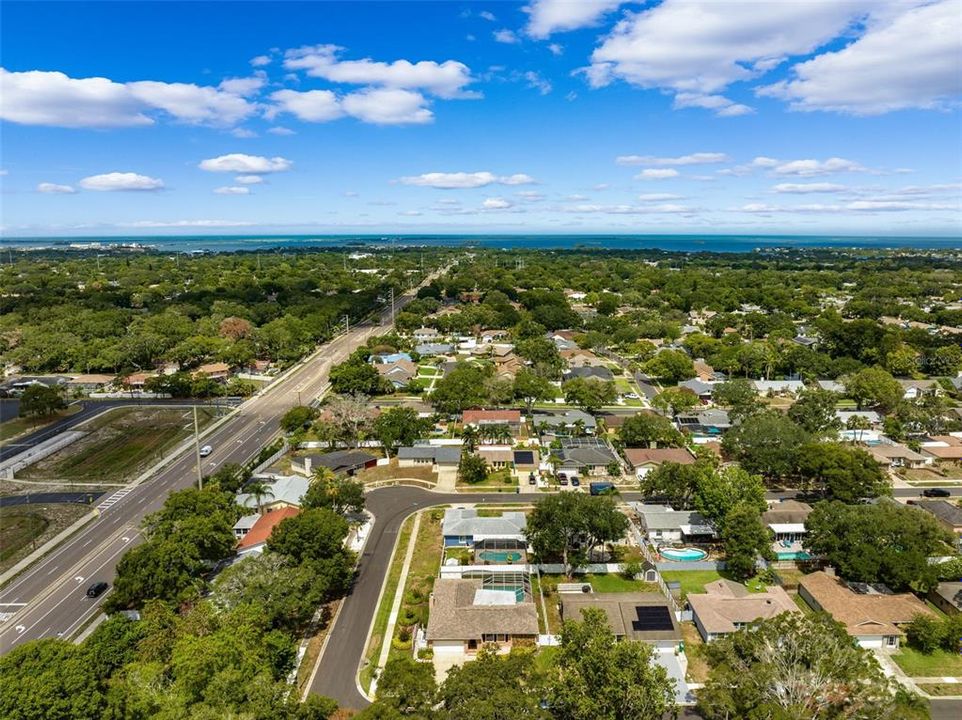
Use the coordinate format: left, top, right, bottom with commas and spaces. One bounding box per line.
1, 0, 960, 236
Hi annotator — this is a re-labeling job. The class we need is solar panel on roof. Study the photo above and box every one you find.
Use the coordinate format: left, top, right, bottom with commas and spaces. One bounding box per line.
514, 451, 534, 464
630, 605, 674, 632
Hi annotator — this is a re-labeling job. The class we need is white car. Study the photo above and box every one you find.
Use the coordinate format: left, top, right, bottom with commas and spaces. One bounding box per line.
624, 392, 640, 400
199, 445, 213, 457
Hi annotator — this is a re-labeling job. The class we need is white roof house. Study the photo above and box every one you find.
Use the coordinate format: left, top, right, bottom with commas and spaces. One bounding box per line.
752, 379, 805, 395
442, 508, 527, 545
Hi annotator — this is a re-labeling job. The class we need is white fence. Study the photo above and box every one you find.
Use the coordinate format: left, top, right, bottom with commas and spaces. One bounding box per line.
1, 430, 86, 478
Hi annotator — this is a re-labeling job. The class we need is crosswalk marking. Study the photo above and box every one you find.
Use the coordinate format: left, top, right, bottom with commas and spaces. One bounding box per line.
96, 487, 135, 511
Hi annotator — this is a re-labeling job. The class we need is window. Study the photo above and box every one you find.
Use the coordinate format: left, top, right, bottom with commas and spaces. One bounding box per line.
483, 634, 508, 643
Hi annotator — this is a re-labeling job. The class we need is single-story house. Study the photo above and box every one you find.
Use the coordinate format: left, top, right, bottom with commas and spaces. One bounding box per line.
413, 327, 441, 342
531, 409, 597, 436
835, 410, 882, 427
235, 507, 300, 555
462, 409, 523, 431
867, 443, 931, 469
677, 378, 715, 403
762, 500, 813, 560
372, 352, 413, 365
397, 445, 461, 482
913, 500, 962, 536
193, 362, 231, 380
921, 437, 962, 463
752, 379, 805, 396
928, 582, 962, 615
623, 447, 696, 479
291, 450, 377, 477
633, 503, 717, 543
67, 374, 115, 391
817, 379, 845, 394
426, 578, 539, 655
478, 446, 515, 469
121, 372, 157, 389
798, 571, 933, 650
560, 592, 682, 649
563, 366, 614, 383
233, 514, 259, 540
415, 343, 454, 356
236, 475, 310, 512
512, 449, 539, 473
561, 349, 605, 368
493, 354, 525, 380
899, 379, 942, 400
375, 360, 418, 388
689, 579, 800, 642
556, 439, 620, 477
442, 507, 527, 548
676, 409, 731, 435
480, 329, 510, 344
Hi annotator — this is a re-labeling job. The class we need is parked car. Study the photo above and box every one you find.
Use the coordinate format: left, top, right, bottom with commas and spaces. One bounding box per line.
922, 488, 951, 498
86, 581, 109, 598
199, 445, 213, 457
570, 477, 580, 487
557, 472, 568, 485
528, 473, 537, 485
624, 392, 640, 400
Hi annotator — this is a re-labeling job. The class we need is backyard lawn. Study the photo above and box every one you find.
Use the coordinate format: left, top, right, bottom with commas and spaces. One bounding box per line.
0, 404, 82, 445
20, 406, 217, 484
660, 569, 770, 600
892, 647, 962, 678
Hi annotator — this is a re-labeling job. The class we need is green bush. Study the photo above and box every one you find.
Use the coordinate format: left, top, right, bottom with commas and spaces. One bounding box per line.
417, 648, 434, 660
392, 637, 412, 651
906, 614, 945, 654
621, 560, 643, 579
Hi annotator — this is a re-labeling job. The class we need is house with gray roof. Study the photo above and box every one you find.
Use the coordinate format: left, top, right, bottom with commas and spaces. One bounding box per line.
632, 503, 717, 543
677, 378, 715, 401
236, 475, 310, 511
531, 409, 597, 436
556, 438, 619, 476
442, 507, 527, 548
929, 581, 962, 616
676, 408, 731, 435
415, 343, 454, 356
397, 444, 461, 482
291, 450, 377, 477
563, 366, 614, 383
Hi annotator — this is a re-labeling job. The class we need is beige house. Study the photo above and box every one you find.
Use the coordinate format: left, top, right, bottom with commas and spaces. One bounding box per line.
623, 447, 696, 479
560, 592, 681, 649
688, 579, 799, 642
425, 579, 539, 656
798, 571, 932, 650
867, 443, 930, 469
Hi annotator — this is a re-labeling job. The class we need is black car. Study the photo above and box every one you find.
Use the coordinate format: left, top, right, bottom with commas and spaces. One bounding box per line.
86, 581, 109, 598
528, 473, 537, 485
922, 488, 951, 498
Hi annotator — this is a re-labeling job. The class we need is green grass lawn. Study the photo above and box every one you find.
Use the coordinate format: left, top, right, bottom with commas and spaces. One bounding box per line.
0, 509, 48, 562
916, 683, 962, 697
659, 569, 770, 600
892, 647, 962, 678
360, 514, 415, 694
0, 404, 83, 445
21, 406, 216, 483
0, 503, 94, 571
457, 470, 519, 489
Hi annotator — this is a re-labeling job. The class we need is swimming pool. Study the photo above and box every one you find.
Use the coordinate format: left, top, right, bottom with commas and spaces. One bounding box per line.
777, 551, 813, 561
478, 550, 523, 563
660, 547, 708, 562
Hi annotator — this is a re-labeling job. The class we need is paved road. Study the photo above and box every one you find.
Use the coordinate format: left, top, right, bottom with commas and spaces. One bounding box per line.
0, 397, 236, 462
0, 274, 437, 653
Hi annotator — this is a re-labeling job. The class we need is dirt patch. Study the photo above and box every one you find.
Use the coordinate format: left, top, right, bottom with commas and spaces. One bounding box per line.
19, 407, 215, 484
0, 503, 93, 572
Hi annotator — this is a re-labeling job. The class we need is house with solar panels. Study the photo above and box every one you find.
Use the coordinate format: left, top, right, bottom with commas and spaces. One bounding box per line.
560, 592, 682, 650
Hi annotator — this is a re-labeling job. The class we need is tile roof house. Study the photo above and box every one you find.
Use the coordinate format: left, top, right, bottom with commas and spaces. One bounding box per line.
688, 579, 800, 642
67, 373, 115, 390
798, 571, 933, 650
235, 507, 300, 555
623, 447, 696, 478
560, 592, 682, 649
426, 579, 539, 654
291, 450, 377, 477
561, 349, 605, 368
442, 507, 527, 547
236, 475, 310, 511
375, 360, 418, 388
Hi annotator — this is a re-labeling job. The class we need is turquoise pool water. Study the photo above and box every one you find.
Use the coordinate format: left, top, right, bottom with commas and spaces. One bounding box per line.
478, 550, 523, 562
777, 551, 813, 561
660, 547, 708, 561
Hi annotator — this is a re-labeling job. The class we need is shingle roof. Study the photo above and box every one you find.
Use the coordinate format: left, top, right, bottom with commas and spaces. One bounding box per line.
426, 579, 539, 641
441, 508, 527, 538
799, 571, 932, 637
398, 445, 461, 464
762, 500, 813, 526
307, 450, 376, 472
915, 500, 962, 528
623, 447, 695, 468
688, 581, 799, 635
932, 582, 962, 611
236, 475, 310, 509
560, 592, 681, 642
564, 366, 614, 382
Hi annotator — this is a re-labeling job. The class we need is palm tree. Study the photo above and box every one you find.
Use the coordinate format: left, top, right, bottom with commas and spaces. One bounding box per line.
462, 425, 479, 452
244, 479, 275, 515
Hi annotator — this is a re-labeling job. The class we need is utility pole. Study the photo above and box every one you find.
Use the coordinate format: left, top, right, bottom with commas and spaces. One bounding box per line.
390, 287, 395, 325
344, 314, 350, 334
193, 405, 203, 490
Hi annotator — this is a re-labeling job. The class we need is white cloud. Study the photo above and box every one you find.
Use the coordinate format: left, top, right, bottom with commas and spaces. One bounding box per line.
214, 186, 251, 195
617, 152, 728, 166
250, 55, 272, 67
267, 126, 296, 136
125, 80, 255, 125
638, 192, 684, 201
741, 198, 959, 214
773, 182, 849, 194
37, 182, 76, 194
79, 172, 164, 191
218, 75, 266, 96
741, 203, 780, 213
399, 210, 423, 216
483, 197, 513, 209
269, 89, 343, 122
548, 43, 564, 56
524, 71, 552, 95
479, 11, 497, 22
341, 88, 433, 125
586, 1, 875, 109
635, 168, 680, 180
199, 153, 293, 174
231, 128, 257, 138
283, 45, 475, 98
124, 219, 255, 228
673, 92, 754, 117
760, 1, 962, 114
753, 156, 779, 168
399, 171, 536, 189
517, 190, 546, 201
526, 0, 624, 38
774, 157, 866, 176
563, 202, 693, 214
234, 175, 264, 185
494, 29, 521, 44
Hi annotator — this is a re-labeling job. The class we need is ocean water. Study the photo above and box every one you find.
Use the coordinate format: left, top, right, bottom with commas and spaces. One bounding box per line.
1, 233, 960, 254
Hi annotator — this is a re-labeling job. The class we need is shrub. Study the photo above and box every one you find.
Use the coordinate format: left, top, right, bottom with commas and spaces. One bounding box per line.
417, 648, 434, 660
392, 637, 412, 651
397, 627, 411, 643
906, 614, 946, 654
621, 560, 643, 579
